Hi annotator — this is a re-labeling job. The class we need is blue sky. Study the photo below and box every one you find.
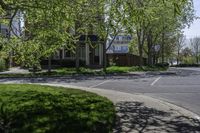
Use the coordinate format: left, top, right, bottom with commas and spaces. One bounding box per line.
183, 0, 200, 39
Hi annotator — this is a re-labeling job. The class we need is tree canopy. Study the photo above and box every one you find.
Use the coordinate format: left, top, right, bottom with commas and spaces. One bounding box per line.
0, 0, 195, 69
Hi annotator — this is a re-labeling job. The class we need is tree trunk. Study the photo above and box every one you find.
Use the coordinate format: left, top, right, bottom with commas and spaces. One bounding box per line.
48, 55, 52, 73
161, 31, 165, 63
138, 45, 143, 66
75, 43, 80, 72
177, 51, 179, 65
147, 31, 153, 65
103, 42, 107, 72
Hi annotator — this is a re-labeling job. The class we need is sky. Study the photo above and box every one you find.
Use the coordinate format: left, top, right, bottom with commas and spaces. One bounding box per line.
183, 0, 200, 39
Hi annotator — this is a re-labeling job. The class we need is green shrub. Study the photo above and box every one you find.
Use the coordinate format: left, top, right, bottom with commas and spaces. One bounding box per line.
173, 64, 200, 67
0, 84, 115, 133
0, 58, 6, 72
155, 62, 169, 68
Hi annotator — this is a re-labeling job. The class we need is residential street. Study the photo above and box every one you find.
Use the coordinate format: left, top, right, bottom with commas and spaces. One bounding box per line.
65, 67, 200, 116
1, 67, 200, 116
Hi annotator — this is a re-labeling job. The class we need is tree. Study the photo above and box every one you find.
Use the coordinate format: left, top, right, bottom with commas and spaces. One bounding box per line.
176, 34, 186, 64
0, 0, 195, 71
190, 37, 200, 64
93, 0, 124, 72
122, 0, 194, 66
0, 0, 75, 71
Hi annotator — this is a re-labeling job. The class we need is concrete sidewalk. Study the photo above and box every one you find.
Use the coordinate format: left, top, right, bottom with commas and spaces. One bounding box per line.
38, 83, 200, 133
0, 67, 30, 74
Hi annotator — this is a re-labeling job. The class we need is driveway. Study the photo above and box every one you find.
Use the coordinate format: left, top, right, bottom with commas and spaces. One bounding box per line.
1, 67, 200, 116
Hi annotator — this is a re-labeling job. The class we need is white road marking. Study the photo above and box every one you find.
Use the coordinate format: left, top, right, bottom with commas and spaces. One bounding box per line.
89, 80, 111, 88
151, 77, 161, 86
195, 116, 200, 121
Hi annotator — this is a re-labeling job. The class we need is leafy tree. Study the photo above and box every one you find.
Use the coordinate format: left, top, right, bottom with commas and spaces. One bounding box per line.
176, 33, 186, 64
122, 0, 194, 66
190, 37, 200, 64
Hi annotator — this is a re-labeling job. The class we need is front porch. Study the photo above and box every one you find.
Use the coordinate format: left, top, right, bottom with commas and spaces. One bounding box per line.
51, 43, 103, 68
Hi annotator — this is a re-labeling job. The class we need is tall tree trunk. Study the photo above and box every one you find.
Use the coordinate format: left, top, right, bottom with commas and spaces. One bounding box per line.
48, 55, 52, 73
161, 22, 165, 64
138, 46, 143, 66
103, 41, 107, 72
161, 31, 165, 63
137, 29, 144, 67
75, 43, 80, 72
147, 31, 153, 65
176, 48, 180, 65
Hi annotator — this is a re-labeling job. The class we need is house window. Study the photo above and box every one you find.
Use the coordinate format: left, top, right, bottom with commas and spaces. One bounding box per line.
0, 28, 8, 37
116, 36, 119, 41
115, 46, 121, 51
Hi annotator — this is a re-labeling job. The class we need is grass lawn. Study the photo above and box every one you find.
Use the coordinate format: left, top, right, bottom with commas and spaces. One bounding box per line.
0, 84, 115, 133
0, 66, 168, 78
106, 66, 168, 73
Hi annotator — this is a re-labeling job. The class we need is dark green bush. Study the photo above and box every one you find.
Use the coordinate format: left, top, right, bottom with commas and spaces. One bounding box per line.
174, 64, 200, 67
0, 84, 115, 133
41, 59, 86, 69
155, 62, 169, 68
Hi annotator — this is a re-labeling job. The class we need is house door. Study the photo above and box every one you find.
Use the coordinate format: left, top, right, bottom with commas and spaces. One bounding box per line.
89, 45, 99, 65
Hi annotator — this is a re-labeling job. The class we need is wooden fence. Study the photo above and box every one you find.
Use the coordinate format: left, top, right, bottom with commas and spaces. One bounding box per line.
107, 53, 147, 66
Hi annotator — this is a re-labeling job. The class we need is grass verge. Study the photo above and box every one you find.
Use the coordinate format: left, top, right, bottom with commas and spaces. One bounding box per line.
0, 84, 115, 133
106, 66, 168, 73
0, 66, 168, 78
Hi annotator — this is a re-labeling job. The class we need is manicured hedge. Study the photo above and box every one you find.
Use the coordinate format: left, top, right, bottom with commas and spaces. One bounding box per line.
0, 84, 115, 133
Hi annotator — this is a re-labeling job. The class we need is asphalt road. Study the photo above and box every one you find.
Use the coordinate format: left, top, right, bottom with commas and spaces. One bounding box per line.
1, 67, 200, 116
65, 67, 200, 116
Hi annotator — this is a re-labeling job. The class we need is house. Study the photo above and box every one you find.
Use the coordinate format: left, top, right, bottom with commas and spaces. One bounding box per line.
0, 11, 22, 37
106, 35, 147, 66
44, 35, 104, 68
107, 35, 132, 54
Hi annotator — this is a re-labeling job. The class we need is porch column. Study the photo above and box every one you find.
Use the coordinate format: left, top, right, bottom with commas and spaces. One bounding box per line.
86, 43, 90, 65
99, 43, 103, 65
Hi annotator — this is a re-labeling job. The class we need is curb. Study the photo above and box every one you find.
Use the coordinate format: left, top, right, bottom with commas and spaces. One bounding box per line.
37, 83, 200, 120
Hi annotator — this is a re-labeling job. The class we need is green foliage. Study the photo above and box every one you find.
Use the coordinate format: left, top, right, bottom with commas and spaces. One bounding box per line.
0, 0, 195, 69
106, 66, 168, 74
0, 58, 6, 72
182, 56, 196, 64
0, 84, 115, 133
173, 63, 200, 67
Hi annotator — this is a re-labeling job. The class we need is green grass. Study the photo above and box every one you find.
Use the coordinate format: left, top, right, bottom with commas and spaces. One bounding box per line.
106, 66, 168, 74
0, 84, 115, 133
0, 66, 168, 78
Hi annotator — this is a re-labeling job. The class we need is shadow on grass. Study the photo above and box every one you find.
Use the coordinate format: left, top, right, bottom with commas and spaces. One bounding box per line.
0, 90, 115, 133
114, 102, 200, 133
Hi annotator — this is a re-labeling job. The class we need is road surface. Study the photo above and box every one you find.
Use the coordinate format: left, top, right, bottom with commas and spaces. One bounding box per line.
1, 67, 200, 116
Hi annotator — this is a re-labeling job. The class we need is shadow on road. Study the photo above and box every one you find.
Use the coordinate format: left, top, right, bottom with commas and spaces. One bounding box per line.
0, 74, 157, 84
114, 101, 200, 133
